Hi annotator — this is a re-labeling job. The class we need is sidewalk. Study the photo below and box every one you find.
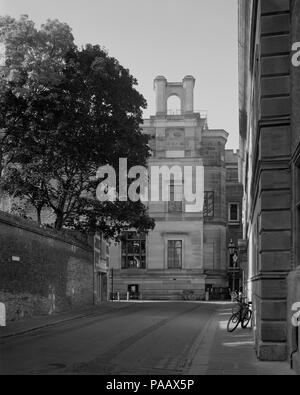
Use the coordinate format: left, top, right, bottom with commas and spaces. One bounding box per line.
0, 302, 131, 339
189, 303, 295, 375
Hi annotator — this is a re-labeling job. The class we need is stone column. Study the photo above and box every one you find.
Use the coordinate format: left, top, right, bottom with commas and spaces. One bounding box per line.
255, 0, 292, 361
154, 76, 167, 116
183, 75, 195, 114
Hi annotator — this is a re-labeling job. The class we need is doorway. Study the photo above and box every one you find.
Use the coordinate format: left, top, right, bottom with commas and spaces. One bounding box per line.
97, 273, 108, 303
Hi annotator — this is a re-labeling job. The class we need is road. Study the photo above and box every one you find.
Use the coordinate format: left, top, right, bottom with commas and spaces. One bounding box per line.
0, 302, 217, 375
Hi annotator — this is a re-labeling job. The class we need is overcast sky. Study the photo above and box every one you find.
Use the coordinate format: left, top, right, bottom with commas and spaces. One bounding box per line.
1, 0, 239, 149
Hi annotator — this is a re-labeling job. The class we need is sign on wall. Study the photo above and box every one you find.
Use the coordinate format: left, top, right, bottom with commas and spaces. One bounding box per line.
0, 303, 6, 327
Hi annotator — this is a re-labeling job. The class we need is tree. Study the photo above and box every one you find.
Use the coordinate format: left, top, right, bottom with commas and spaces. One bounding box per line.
0, 16, 155, 239
1, 162, 51, 224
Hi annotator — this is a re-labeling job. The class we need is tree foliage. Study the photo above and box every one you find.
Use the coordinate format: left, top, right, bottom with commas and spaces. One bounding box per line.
0, 15, 155, 239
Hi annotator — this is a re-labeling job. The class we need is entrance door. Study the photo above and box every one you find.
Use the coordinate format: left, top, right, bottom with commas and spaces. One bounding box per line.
128, 284, 139, 300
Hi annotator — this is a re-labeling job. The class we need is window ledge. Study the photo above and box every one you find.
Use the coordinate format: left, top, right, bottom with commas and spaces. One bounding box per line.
228, 221, 240, 225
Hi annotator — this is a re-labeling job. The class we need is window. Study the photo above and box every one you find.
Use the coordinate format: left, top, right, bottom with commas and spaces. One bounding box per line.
168, 181, 183, 213
121, 232, 146, 269
167, 240, 182, 269
204, 192, 214, 218
167, 95, 182, 115
228, 203, 239, 223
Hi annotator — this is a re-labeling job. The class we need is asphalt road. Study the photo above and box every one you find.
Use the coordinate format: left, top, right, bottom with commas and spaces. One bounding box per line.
0, 302, 218, 375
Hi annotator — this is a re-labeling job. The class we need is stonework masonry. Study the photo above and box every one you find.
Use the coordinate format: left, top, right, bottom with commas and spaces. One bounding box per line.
110, 76, 243, 301
239, 0, 300, 370
0, 211, 94, 321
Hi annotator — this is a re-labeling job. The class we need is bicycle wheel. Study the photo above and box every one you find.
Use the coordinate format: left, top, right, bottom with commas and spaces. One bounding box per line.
227, 312, 240, 332
241, 309, 252, 328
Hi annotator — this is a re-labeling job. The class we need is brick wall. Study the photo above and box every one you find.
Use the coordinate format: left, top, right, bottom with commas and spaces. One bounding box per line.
0, 211, 94, 321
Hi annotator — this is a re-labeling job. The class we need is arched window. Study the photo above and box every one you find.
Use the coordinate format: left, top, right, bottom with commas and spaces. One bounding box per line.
167, 95, 181, 115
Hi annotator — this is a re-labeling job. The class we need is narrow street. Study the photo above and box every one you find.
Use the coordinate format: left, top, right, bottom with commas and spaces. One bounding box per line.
0, 302, 293, 375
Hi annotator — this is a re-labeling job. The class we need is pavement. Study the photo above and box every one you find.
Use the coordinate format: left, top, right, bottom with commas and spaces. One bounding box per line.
0, 301, 296, 375
188, 303, 295, 375
0, 302, 131, 339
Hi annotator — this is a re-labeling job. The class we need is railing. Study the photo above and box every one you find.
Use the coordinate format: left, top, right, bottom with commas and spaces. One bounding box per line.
167, 109, 207, 118
110, 292, 141, 301
167, 109, 182, 116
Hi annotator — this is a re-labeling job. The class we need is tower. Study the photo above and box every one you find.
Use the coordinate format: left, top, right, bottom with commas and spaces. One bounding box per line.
154, 75, 195, 116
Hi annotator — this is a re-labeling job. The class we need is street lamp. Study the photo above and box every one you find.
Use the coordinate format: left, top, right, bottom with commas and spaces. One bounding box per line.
228, 239, 235, 256
228, 240, 238, 295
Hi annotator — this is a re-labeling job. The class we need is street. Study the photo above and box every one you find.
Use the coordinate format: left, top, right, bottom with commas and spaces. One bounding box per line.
0, 302, 216, 375
0, 302, 294, 376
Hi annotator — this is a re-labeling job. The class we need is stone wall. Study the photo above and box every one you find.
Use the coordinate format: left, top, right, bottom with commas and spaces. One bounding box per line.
255, 0, 292, 357
239, 0, 294, 361
287, 0, 300, 374
112, 271, 206, 301
0, 211, 93, 321
287, 267, 300, 375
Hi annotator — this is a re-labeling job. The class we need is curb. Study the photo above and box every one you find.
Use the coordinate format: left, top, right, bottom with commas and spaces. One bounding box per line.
0, 303, 132, 340
0, 312, 98, 340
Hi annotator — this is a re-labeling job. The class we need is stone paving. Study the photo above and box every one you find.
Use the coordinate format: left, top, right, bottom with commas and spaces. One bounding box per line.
0, 302, 297, 375
189, 304, 295, 375
0, 302, 131, 339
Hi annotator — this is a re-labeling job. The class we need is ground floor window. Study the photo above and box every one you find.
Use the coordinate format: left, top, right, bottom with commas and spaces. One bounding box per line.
167, 240, 182, 269
121, 232, 146, 269
128, 284, 140, 300
204, 191, 214, 218
228, 202, 239, 223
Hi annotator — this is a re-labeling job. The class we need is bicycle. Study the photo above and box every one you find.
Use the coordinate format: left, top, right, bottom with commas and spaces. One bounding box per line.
227, 297, 252, 332
182, 290, 196, 301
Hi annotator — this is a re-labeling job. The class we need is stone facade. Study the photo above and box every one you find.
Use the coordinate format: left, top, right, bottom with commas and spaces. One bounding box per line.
110, 76, 243, 301
226, 150, 244, 292
239, 0, 300, 368
288, 0, 300, 374
0, 211, 94, 321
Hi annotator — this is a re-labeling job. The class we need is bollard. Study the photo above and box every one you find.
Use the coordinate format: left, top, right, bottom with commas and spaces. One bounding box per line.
117, 292, 120, 301
127, 292, 130, 301
0, 302, 6, 327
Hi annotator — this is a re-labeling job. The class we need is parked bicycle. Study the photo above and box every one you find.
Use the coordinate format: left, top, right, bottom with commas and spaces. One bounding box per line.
227, 297, 252, 332
182, 290, 196, 301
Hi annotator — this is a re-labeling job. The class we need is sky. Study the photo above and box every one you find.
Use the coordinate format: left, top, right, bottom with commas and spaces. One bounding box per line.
1, 0, 239, 149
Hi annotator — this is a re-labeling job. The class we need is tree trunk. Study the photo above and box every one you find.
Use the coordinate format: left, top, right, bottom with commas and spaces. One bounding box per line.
55, 213, 64, 230
36, 207, 42, 225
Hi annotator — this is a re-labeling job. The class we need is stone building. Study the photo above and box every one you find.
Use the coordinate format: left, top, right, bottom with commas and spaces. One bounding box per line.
239, 0, 300, 370
226, 150, 244, 292
110, 76, 243, 301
